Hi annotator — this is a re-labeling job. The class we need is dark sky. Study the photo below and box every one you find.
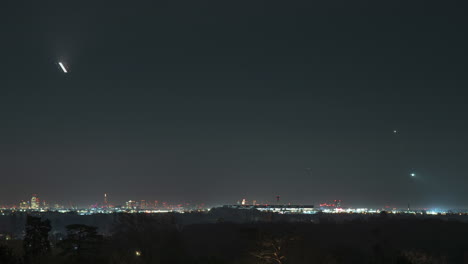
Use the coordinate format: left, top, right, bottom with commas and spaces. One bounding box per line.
1, 1, 467, 208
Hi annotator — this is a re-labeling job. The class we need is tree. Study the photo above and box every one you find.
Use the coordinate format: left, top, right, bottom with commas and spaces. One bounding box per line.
23, 215, 52, 264
252, 237, 286, 264
252, 233, 299, 264
58, 224, 103, 263
109, 213, 185, 264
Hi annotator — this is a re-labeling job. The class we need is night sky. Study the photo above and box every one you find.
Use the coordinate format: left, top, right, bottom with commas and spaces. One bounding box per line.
1, 1, 467, 208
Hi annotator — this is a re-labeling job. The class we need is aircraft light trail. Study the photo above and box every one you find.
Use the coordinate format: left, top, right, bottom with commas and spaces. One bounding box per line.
58, 62, 68, 73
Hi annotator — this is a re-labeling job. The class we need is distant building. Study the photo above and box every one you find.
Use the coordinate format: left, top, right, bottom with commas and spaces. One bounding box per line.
125, 200, 137, 209
104, 193, 108, 207
223, 204, 315, 214
335, 200, 342, 208
19, 201, 29, 209
31, 195, 40, 210
319, 200, 342, 210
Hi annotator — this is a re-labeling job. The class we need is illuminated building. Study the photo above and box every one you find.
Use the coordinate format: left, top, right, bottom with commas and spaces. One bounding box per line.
31, 195, 40, 210
19, 201, 29, 209
319, 200, 342, 210
335, 200, 342, 208
125, 200, 137, 209
224, 204, 315, 214
104, 193, 108, 207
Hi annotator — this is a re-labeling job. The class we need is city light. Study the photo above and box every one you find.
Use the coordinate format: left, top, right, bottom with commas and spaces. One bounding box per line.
2, 195, 466, 216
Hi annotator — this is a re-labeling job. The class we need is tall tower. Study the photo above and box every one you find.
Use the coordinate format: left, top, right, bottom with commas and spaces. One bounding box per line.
104, 193, 108, 207
276, 195, 280, 205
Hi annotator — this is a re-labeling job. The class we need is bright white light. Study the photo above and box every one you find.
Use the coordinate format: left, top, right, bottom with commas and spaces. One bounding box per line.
411, 173, 416, 177
393, 130, 397, 133
58, 62, 68, 73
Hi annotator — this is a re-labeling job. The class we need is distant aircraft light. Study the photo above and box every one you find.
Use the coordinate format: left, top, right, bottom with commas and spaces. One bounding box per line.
58, 62, 68, 73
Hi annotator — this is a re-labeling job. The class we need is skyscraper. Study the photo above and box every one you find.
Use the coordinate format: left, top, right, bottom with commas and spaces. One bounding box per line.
31, 194, 40, 210
104, 193, 108, 207
125, 200, 137, 209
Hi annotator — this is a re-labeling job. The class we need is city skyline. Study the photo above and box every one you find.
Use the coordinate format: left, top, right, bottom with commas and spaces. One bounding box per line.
0, 192, 463, 211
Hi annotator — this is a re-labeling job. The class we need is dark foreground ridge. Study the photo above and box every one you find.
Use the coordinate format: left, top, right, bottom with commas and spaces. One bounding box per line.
1, 209, 468, 263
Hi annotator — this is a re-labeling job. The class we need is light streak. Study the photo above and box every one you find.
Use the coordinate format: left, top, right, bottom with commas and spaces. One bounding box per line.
58, 62, 68, 73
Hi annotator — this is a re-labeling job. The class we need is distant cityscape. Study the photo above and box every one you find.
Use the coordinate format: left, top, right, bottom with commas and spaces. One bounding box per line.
0, 193, 206, 214
1, 194, 466, 216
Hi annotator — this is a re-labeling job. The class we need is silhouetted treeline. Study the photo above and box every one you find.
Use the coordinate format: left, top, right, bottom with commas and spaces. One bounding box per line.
3, 208, 468, 238
1, 212, 468, 263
